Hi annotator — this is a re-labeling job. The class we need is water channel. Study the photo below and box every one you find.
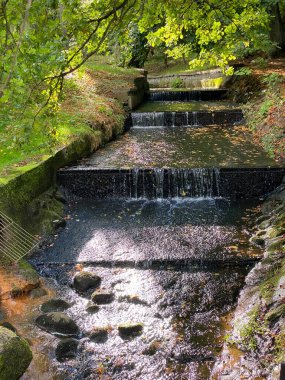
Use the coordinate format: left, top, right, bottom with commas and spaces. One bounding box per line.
5, 88, 284, 379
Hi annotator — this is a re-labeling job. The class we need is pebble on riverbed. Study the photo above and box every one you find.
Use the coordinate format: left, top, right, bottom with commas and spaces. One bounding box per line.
85, 303, 100, 314
73, 271, 101, 293
35, 312, 80, 337
41, 298, 71, 313
142, 340, 161, 356
89, 327, 109, 343
29, 287, 48, 299
55, 338, 79, 362
118, 294, 148, 305
91, 291, 114, 304
118, 323, 143, 339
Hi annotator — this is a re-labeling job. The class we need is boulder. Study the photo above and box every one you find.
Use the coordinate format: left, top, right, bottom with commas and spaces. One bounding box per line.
118, 295, 148, 306
118, 323, 143, 339
55, 338, 78, 362
0, 322, 17, 333
89, 327, 108, 343
73, 272, 101, 293
0, 327, 32, 380
29, 288, 48, 299
142, 341, 161, 356
86, 303, 99, 314
91, 291, 114, 305
41, 298, 71, 313
250, 236, 265, 247
35, 312, 79, 337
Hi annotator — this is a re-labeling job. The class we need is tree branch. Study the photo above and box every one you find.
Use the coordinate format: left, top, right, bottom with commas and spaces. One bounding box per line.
87, 0, 129, 23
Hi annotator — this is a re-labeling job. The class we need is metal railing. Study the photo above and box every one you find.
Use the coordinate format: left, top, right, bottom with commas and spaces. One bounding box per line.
0, 211, 39, 262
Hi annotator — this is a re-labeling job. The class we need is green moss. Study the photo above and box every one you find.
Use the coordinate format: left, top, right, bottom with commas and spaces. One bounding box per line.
18, 260, 39, 283
259, 220, 271, 230
259, 264, 284, 302
265, 304, 285, 323
268, 237, 285, 253
268, 226, 285, 239
0, 327, 32, 380
0, 131, 99, 219
274, 329, 285, 362
0, 113, 92, 181
238, 307, 266, 351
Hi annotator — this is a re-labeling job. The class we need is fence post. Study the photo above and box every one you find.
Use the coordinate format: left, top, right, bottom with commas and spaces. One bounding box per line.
280, 362, 285, 380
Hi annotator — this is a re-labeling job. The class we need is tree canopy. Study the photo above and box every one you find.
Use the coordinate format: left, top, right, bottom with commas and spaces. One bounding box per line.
0, 0, 284, 130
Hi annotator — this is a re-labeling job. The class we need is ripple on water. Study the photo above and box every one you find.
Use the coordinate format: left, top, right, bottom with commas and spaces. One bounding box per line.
23, 264, 248, 380
22, 197, 261, 379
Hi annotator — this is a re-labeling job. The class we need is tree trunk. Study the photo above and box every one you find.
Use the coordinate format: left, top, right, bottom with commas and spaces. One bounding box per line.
270, 2, 285, 52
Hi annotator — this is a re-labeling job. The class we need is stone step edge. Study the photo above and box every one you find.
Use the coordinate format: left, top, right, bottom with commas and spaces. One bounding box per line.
33, 258, 260, 269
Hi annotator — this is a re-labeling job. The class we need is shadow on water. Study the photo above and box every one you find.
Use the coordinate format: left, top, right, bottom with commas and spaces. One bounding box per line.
31, 198, 261, 265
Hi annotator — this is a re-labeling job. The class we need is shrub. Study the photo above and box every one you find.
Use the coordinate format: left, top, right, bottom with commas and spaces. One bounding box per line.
170, 77, 183, 88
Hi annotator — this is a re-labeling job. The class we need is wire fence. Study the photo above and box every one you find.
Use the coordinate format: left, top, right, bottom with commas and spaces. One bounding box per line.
0, 211, 39, 262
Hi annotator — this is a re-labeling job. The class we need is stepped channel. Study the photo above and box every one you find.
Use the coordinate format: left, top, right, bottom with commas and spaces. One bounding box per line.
27, 89, 285, 379
148, 89, 228, 102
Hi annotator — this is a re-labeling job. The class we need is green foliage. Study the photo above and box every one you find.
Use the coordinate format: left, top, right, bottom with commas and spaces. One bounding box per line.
170, 78, 183, 88
238, 307, 266, 351
244, 69, 285, 159
235, 67, 253, 76
139, 0, 274, 71
261, 72, 284, 88
0, 0, 283, 144
253, 57, 269, 69
259, 99, 273, 117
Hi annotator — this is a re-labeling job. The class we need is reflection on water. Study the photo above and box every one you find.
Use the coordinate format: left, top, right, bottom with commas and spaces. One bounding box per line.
7, 197, 261, 379
29, 265, 246, 380
32, 198, 261, 265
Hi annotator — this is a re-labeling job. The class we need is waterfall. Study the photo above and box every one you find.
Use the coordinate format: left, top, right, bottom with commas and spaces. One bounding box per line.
148, 89, 227, 102
131, 110, 243, 128
131, 112, 165, 128
132, 168, 139, 199
187, 111, 199, 127
155, 169, 164, 198
149, 91, 201, 102
129, 168, 220, 199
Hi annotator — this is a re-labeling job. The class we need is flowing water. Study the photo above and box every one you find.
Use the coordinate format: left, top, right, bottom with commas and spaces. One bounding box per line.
27, 197, 261, 380
3, 89, 280, 379
147, 90, 228, 102
83, 126, 279, 169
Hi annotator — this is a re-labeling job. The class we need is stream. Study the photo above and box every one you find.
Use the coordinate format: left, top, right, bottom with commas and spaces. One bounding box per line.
4, 89, 282, 379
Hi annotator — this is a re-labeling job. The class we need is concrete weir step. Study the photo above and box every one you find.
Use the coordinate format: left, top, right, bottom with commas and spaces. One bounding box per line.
147, 89, 228, 102
34, 258, 260, 270
128, 109, 243, 128
58, 167, 285, 200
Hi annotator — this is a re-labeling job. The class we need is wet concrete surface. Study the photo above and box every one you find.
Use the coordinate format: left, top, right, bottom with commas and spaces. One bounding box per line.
84, 126, 280, 169
31, 198, 261, 266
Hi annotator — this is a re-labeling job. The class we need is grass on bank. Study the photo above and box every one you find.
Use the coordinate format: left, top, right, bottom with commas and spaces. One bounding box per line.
144, 54, 215, 76
230, 57, 285, 161
0, 55, 138, 183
